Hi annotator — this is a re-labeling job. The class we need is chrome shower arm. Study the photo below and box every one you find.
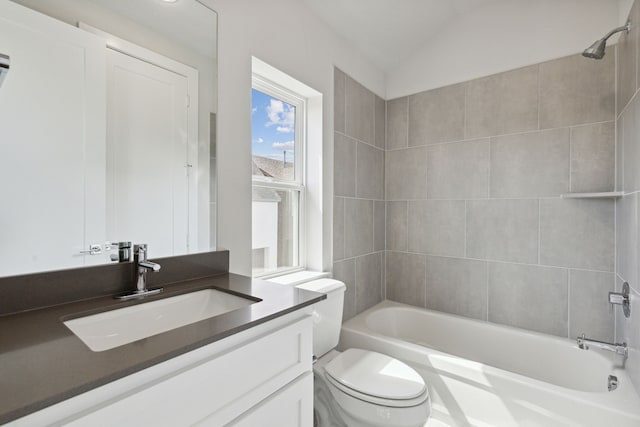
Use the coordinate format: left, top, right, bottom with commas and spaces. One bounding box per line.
602, 21, 631, 41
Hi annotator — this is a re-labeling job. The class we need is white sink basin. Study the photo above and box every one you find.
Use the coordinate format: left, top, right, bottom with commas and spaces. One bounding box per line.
64, 289, 257, 352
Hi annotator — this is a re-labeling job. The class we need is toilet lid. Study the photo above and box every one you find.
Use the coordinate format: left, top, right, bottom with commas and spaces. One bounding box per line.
324, 349, 426, 400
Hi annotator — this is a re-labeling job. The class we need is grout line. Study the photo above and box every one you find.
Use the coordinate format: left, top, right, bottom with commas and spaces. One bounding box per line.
385, 195, 571, 202
616, 83, 640, 120
354, 139, 358, 198
537, 64, 541, 130
485, 262, 489, 321
383, 120, 615, 153
405, 96, 409, 149
567, 269, 571, 339
568, 128, 573, 192
342, 197, 346, 264
463, 82, 468, 140
615, 44, 620, 120
354, 252, 358, 315
424, 253, 428, 308
464, 200, 468, 258
336, 250, 389, 264
487, 139, 492, 198
537, 199, 541, 265
334, 130, 385, 152
405, 201, 409, 252
382, 251, 616, 275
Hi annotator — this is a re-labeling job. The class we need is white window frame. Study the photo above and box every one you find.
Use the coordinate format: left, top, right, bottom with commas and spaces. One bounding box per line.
251, 75, 307, 278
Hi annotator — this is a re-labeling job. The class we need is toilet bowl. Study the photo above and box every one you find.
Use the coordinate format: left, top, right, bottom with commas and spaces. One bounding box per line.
291, 279, 431, 427
314, 349, 430, 427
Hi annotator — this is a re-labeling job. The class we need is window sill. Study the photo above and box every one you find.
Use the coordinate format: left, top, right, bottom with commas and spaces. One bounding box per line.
264, 270, 330, 286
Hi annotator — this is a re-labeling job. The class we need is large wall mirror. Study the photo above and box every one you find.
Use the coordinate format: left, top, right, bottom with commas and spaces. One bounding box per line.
0, 0, 217, 277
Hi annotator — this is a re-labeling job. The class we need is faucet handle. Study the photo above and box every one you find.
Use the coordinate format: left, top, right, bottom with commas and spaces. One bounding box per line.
609, 282, 631, 318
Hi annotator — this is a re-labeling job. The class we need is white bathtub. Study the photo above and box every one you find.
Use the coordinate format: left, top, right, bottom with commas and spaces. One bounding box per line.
339, 300, 640, 427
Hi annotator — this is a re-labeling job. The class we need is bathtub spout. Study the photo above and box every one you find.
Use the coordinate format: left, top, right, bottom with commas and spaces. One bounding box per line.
577, 333, 628, 358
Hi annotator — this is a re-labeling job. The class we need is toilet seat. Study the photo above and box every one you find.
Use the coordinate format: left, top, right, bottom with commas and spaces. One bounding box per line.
324, 349, 429, 408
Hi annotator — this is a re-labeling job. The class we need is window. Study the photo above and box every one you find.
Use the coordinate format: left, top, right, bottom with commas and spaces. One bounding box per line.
251, 76, 305, 277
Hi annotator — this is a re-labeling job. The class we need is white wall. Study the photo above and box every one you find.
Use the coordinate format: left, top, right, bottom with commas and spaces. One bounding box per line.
201, 0, 385, 275
386, 0, 624, 99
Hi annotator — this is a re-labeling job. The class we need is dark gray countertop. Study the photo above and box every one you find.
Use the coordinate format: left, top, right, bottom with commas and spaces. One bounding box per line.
0, 273, 324, 424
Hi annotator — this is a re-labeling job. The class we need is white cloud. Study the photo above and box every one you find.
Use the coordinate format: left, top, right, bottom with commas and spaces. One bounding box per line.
272, 141, 295, 150
255, 137, 264, 144
265, 99, 295, 129
276, 126, 293, 133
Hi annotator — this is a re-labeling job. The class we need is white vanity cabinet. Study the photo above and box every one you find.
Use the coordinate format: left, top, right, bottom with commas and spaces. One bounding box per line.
10, 310, 313, 427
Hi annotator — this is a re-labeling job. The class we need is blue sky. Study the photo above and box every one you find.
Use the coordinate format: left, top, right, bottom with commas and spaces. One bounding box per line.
251, 89, 296, 162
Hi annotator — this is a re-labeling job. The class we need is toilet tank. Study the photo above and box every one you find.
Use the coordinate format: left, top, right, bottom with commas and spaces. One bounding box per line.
295, 278, 345, 358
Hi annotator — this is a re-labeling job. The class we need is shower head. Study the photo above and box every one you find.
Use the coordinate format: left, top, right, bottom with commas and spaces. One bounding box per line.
583, 21, 631, 60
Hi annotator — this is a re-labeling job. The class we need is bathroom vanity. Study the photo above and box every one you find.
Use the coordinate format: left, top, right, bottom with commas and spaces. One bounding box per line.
0, 251, 322, 426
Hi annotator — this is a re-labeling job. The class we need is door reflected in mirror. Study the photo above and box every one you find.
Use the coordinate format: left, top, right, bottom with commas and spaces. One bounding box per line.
0, 0, 217, 277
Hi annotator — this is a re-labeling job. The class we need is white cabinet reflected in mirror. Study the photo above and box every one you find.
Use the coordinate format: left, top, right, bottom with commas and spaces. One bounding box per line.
0, 0, 217, 277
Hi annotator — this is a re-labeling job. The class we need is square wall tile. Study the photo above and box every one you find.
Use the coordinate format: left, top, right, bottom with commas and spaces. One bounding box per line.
540, 199, 614, 271
427, 139, 489, 199
466, 199, 539, 264
466, 65, 538, 138
490, 128, 569, 198
570, 122, 615, 193
356, 252, 383, 313
623, 96, 640, 193
334, 133, 356, 197
386, 251, 426, 307
488, 263, 568, 337
374, 201, 385, 252
408, 200, 465, 257
386, 201, 407, 251
333, 196, 345, 261
345, 76, 374, 144
333, 259, 355, 321
426, 256, 487, 320
375, 95, 386, 149
387, 97, 408, 150
569, 270, 614, 342
408, 84, 465, 146
334, 68, 346, 133
345, 198, 373, 258
356, 142, 384, 200
386, 147, 428, 200
618, 3, 638, 113
539, 51, 614, 129
616, 193, 638, 287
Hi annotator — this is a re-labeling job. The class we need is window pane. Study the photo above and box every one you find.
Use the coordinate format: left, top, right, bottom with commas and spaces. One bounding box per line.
252, 187, 299, 276
251, 89, 296, 181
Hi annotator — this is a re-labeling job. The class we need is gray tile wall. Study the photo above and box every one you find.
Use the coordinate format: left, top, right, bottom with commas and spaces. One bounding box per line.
333, 68, 385, 321
385, 51, 616, 340
616, 0, 640, 395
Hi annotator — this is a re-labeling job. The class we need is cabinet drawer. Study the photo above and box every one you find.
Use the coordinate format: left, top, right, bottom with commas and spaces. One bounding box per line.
66, 317, 312, 426
225, 372, 313, 427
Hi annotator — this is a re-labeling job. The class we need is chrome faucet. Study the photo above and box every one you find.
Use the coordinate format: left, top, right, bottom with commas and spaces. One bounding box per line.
114, 244, 163, 300
577, 333, 628, 359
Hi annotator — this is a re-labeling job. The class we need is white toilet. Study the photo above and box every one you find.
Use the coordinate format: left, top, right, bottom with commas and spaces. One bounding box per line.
295, 279, 430, 427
